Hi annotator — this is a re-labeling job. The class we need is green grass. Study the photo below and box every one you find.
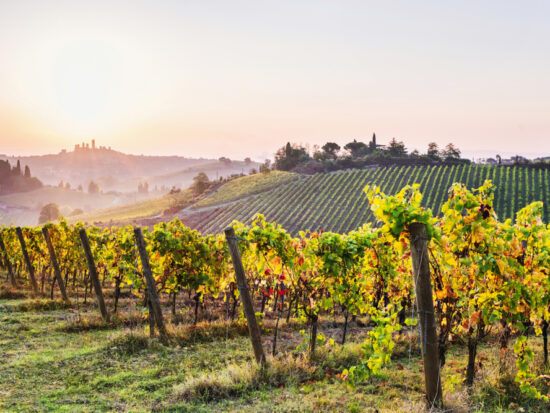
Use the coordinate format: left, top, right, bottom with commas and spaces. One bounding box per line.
1, 291, 548, 411
195, 171, 299, 208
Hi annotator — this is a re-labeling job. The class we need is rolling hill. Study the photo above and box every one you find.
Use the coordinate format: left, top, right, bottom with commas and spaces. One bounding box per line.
113, 160, 261, 193
178, 164, 550, 235
0, 146, 214, 190
0, 187, 156, 226
58, 164, 550, 235
67, 189, 195, 225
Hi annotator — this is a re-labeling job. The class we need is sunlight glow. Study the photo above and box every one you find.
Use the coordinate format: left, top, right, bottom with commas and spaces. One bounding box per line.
50, 41, 124, 129
0, 1, 549, 158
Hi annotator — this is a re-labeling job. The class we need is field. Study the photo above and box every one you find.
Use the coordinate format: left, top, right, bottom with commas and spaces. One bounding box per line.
1, 285, 547, 412
194, 170, 299, 208
2, 169, 550, 412
181, 164, 550, 235
67, 190, 194, 226
65, 165, 550, 233
0, 187, 156, 227
113, 160, 261, 194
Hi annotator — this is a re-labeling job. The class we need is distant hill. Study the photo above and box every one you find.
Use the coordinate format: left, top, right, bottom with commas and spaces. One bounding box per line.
110, 160, 260, 193
0, 142, 265, 224
66, 189, 196, 226
0, 186, 156, 226
0, 141, 216, 191
62, 170, 292, 226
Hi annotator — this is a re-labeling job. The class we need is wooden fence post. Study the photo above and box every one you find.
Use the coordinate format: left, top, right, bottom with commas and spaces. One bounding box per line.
224, 227, 265, 366
409, 222, 442, 408
0, 233, 17, 287
16, 227, 39, 294
134, 227, 167, 337
79, 229, 110, 322
41, 227, 70, 304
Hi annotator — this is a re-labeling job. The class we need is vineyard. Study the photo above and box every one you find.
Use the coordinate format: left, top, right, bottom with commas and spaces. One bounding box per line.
180, 165, 550, 235
1, 180, 550, 411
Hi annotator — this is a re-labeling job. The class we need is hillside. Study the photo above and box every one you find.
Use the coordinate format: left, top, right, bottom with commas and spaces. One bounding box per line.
67, 189, 195, 225
194, 170, 298, 207
0, 144, 215, 190
59, 164, 550, 233
116, 160, 261, 193
178, 165, 550, 235
65, 171, 292, 226
0, 187, 157, 226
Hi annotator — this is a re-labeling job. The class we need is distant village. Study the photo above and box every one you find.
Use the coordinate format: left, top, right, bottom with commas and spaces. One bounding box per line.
59, 139, 112, 154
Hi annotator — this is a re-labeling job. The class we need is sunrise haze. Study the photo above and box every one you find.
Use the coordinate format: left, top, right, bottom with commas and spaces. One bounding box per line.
1, 0, 549, 159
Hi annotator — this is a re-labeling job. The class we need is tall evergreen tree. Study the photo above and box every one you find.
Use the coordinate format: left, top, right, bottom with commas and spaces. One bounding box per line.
368, 133, 378, 151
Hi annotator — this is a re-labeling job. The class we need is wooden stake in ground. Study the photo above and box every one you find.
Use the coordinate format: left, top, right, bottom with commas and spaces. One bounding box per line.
224, 227, 265, 365
79, 228, 110, 322
134, 227, 167, 337
41, 226, 70, 304
408, 222, 442, 408
16, 227, 39, 294
0, 233, 17, 287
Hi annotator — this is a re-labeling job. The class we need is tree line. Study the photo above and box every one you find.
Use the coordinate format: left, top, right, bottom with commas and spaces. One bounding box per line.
0, 159, 42, 195
272, 134, 469, 173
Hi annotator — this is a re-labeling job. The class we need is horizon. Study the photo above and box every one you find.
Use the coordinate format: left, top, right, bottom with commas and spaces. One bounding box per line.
0, 138, 547, 163
1, 1, 549, 160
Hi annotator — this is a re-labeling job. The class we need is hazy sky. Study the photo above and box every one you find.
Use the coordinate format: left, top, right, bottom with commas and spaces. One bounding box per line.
1, 0, 549, 160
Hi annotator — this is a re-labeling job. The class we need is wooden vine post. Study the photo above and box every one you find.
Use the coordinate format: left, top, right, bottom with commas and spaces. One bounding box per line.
134, 227, 167, 337
41, 226, 71, 304
409, 222, 442, 408
0, 233, 17, 287
16, 227, 39, 294
79, 229, 110, 322
224, 227, 265, 366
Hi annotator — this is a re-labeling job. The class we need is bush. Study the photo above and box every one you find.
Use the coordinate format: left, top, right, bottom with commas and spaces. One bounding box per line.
38, 203, 60, 224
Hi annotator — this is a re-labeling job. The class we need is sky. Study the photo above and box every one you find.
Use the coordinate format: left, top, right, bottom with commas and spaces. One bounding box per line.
0, 0, 549, 161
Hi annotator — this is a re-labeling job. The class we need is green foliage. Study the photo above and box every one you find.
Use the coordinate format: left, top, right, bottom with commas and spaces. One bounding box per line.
343, 308, 402, 385
514, 336, 548, 401
364, 184, 437, 240
274, 142, 310, 171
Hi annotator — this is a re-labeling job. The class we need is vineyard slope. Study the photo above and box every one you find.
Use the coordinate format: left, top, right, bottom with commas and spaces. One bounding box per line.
180, 165, 550, 235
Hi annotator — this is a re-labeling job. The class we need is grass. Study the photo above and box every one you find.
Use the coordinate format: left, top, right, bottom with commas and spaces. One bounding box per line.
64, 166, 286, 225
0, 297, 70, 313
0, 285, 27, 300
1, 286, 549, 411
67, 189, 194, 224
158, 160, 259, 177
0, 186, 119, 209
195, 171, 299, 208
